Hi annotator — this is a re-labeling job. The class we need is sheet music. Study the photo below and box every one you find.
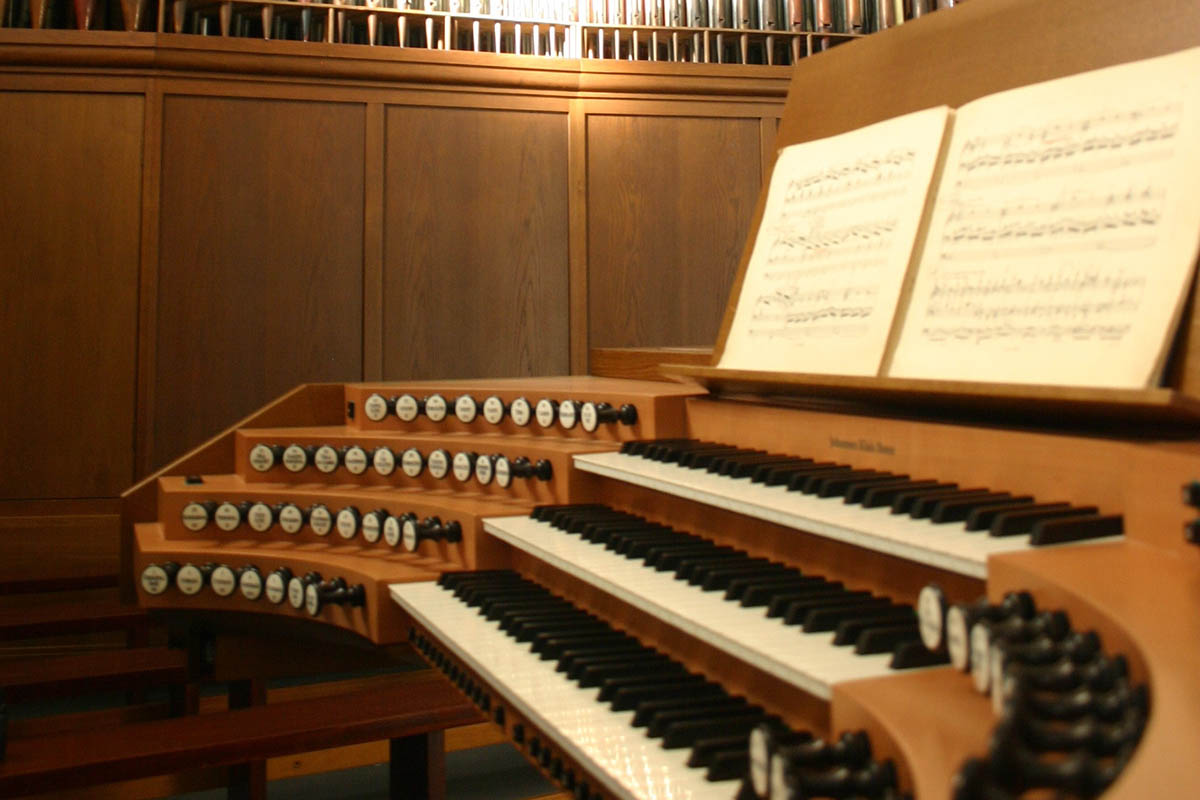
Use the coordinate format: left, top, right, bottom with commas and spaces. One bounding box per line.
718, 106, 952, 376
888, 47, 1200, 388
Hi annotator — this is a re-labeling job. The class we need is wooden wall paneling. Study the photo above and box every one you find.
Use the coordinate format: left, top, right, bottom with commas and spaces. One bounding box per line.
381, 104, 570, 380
153, 95, 366, 470
759, 115, 779, 183
0, 90, 144, 500
363, 101, 385, 381
586, 111, 764, 349
0, 501, 122, 586
135, 83, 164, 479
568, 98, 589, 374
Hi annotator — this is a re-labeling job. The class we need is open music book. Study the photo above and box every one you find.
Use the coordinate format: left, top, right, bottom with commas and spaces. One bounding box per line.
717, 46, 1200, 389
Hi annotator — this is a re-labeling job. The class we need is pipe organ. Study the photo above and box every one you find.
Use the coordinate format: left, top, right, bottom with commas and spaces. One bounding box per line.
127, 374, 1200, 799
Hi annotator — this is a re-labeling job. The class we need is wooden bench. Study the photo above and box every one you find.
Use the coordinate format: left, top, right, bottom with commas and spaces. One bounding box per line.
0, 600, 150, 641
0, 670, 482, 799
0, 647, 189, 703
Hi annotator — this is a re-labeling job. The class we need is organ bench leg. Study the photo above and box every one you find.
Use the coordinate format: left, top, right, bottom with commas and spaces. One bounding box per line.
227, 678, 268, 800
389, 728, 445, 800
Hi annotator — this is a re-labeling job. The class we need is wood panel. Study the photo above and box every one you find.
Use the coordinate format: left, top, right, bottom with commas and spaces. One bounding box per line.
586, 114, 762, 349
0, 501, 121, 585
154, 95, 365, 470
381, 106, 569, 380
0, 91, 143, 499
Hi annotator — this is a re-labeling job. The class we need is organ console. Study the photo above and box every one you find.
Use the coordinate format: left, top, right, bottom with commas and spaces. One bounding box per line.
118, 2, 1200, 798
124, 371, 1200, 799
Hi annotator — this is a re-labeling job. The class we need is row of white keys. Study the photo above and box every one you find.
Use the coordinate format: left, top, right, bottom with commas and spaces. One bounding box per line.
482, 515, 898, 701
390, 580, 740, 800
573, 451, 1045, 579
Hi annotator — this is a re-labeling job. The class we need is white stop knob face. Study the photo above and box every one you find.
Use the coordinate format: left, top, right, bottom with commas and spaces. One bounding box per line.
362, 513, 383, 544
970, 624, 992, 693
314, 445, 339, 474
749, 726, 769, 798
211, 566, 237, 597
177, 565, 204, 596
288, 577, 306, 609
181, 502, 210, 532
425, 394, 448, 422
214, 502, 242, 532
248, 502, 274, 532
310, 506, 333, 536
947, 606, 970, 671
305, 583, 321, 617
240, 570, 263, 601
917, 585, 945, 651
141, 565, 170, 595
336, 508, 359, 539
495, 457, 512, 488
558, 400, 578, 429
452, 452, 474, 482
282, 445, 308, 472
475, 456, 494, 485
482, 396, 505, 424
248, 444, 276, 472
535, 398, 556, 428
395, 394, 419, 422
401, 448, 425, 478
265, 573, 287, 604
279, 504, 304, 534
363, 393, 389, 422
383, 516, 402, 547
343, 446, 368, 475
455, 395, 478, 423
580, 402, 599, 432
373, 448, 396, 476
402, 518, 419, 552
510, 397, 531, 426
428, 450, 449, 479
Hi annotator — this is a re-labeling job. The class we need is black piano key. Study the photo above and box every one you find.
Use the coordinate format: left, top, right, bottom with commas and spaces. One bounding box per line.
844, 477, 935, 505
671, 443, 738, 466
661, 714, 768, 750
963, 498, 1041, 531
513, 620, 611, 643
832, 608, 917, 645
501, 609, 589, 634
698, 561, 794, 591
647, 703, 760, 738
733, 456, 805, 479
1030, 513, 1123, 545
632, 696, 745, 728
704, 749, 751, 782
532, 503, 608, 522
574, 516, 649, 537
795, 468, 879, 495
555, 644, 649, 672
909, 488, 993, 519
766, 586, 857, 618
930, 493, 1032, 524
673, 554, 758, 583
801, 599, 900, 632
854, 624, 922, 654
576, 660, 690, 689
609, 680, 726, 711
758, 460, 838, 486
701, 449, 763, 474
598, 672, 707, 704
782, 591, 875, 625
687, 734, 754, 768
537, 632, 640, 659
643, 543, 728, 568
860, 480, 956, 509
891, 485, 978, 515
680, 447, 747, 469
889, 639, 950, 668
735, 576, 833, 607
991, 503, 1091, 536
621, 439, 688, 457
818, 471, 907, 499
711, 452, 783, 476
607, 530, 687, 554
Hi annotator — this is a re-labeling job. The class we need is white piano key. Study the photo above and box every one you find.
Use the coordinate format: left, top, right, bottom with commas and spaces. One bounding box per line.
390, 581, 738, 800
573, 451, 1062, 579
482, 516, 899, 700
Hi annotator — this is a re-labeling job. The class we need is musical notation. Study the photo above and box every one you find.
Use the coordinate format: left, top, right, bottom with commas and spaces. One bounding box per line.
718, 106, 952, 375
889, 48, 1200, 389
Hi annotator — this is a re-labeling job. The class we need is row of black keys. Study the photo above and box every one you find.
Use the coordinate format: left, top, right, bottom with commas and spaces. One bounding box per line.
531, 504, 947, 669
619, 439, 1123, 545
434, 569, 899, 798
